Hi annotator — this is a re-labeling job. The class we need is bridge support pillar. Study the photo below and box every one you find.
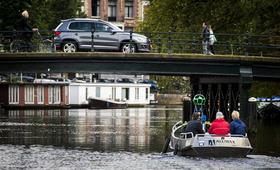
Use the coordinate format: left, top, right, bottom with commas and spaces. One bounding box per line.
182, 99, 192, 122
239, 66, 253, 125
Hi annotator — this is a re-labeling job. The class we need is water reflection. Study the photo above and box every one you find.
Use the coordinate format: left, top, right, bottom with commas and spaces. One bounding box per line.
0, 108, 279, 156
0, 108, 181, 153
0, 108, 279, 169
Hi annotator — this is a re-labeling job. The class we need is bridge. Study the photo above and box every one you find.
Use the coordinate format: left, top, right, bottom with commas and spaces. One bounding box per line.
0, 52, 279, 78
0, 52, 280, 124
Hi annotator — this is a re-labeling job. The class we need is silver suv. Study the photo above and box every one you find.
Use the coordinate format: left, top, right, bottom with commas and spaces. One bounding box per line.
54, 18, 150, 53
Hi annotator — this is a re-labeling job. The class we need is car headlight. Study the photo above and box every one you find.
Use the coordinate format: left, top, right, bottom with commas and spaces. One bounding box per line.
134, 36, 147, 43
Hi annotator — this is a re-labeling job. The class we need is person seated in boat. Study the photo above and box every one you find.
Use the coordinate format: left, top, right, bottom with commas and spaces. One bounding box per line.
208, 111, 230, 135
183, 112, 204, 137
230, 110, 246, 136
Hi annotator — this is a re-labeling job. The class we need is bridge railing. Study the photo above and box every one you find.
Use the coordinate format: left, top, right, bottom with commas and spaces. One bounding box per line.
0, 30, 54, 53
140, 31, 280, 57
0, 30, 279, 57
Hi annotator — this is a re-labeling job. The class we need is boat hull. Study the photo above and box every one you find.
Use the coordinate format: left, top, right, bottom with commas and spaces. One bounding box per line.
177, 146, 251, 157
88, 98, 127, 109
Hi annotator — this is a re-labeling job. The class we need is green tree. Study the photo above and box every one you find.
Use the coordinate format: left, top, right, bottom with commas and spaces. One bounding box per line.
0, 0, 31, 30
138, 0, 280, 35
0, 0, 85, 30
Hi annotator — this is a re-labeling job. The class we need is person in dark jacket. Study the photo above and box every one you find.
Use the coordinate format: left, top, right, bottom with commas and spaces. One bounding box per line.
208, 111, 230, 135
183, 112, 204, 136
230, 110, 246, 136
17, 10, 36, 41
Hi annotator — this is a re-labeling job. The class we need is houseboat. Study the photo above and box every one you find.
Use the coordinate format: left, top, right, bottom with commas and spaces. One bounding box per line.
69, 82, 151, 108
0, 80, 69, 108
0, 80, 152, 109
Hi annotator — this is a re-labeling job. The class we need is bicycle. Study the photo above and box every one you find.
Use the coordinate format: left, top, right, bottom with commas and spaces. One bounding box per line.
10, 30, 53, 53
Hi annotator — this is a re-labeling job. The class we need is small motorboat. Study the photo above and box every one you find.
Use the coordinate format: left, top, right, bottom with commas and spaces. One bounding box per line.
168, 121, 253, 157
88, 97, 127, 109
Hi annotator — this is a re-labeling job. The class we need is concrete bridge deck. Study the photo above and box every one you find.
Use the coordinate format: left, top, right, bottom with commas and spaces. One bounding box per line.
0, 52, 279, 80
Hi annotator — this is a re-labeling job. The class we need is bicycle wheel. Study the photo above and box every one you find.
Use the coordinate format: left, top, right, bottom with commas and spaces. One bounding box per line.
10, 40, 21, 53
39, 39, 53, 52
10, 40, 32, 52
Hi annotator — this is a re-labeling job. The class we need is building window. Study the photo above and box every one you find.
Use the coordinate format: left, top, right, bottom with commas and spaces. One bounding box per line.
108, 0, 117, 21
48, 86, 61, 104
81, 0, 85, 13
125, 0, 133, 18
37, 86, 44, 104
9, 85, 19, 104
25, 86, 34, 104
92, 0, 100, 16
135, 88, 139, 100
96, 87, 101, 98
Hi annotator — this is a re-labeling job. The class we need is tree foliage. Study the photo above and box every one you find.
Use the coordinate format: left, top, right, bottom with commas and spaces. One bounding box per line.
138, 0, 280, 35
0, 0, 85, 30
151, 75, 190, 94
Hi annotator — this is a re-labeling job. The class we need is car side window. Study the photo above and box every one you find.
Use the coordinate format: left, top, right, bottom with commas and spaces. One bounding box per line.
69, 22, 93, 31
95, 22, 113, 32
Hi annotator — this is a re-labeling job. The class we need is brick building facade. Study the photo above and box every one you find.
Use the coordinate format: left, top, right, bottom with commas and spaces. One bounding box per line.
82, 0, 149, 31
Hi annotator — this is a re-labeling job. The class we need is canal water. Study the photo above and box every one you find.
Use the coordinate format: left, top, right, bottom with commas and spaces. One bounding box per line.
0, 107, 279, 169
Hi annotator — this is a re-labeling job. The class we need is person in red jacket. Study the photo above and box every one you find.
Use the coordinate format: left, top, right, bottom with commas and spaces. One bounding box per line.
208, 111, 230, 135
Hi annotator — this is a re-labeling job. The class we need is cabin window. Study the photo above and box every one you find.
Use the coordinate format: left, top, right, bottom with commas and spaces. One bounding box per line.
86, 87, 88, 100
96, 87, 101, 98
25, 85, 34, 104
9, 85, 19, 104
112, 87, 116, 100
135, 88, 139, 100
37, 86, 44, 104
145, 88, 148, 100
48, 86, 61, 104
122, 88, 129, 100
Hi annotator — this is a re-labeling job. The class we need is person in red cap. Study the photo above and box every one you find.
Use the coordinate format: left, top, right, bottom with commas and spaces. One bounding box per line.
208, 111, 230, 135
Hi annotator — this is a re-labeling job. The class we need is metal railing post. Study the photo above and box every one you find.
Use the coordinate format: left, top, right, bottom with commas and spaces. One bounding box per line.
244, 33, 249, 56
91, 29, 95, 52
129, 31, 133, 53
168, 31, 172, 54
157, 37, 161, 53
52, 31, 56, 52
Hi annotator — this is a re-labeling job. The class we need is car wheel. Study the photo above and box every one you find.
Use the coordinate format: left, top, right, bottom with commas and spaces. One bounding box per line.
121, 43, 136, 53
62, 41, 77, 52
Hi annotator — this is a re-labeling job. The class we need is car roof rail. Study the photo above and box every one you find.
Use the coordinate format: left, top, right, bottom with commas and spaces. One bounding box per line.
61, 18, 100, 22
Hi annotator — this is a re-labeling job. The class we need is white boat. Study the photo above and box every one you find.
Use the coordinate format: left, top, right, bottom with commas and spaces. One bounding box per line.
169, 121, 253, 157
88, 97, 127, 109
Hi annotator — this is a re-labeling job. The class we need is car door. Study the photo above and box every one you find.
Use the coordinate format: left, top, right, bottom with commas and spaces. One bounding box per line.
93, 21, 119, 50
68, 21, 93, 49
